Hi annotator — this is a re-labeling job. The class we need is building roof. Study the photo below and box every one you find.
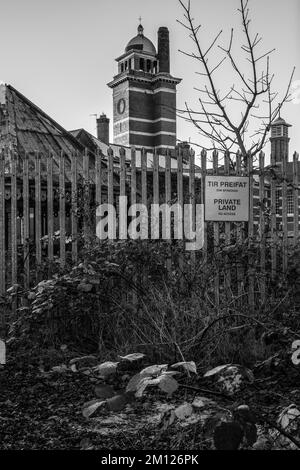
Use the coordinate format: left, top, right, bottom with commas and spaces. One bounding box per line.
0, 84, 113, 183
271, 116, 292, 127
125, 24, 156, 56
0, 84, 84, 157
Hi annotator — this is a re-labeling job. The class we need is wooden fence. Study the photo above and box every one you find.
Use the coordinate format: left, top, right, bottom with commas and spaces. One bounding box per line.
0, 146, 299, 309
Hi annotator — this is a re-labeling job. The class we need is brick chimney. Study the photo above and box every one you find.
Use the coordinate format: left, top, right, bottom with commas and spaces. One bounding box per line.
157, 27, 170, 74
96, 113, 110, 145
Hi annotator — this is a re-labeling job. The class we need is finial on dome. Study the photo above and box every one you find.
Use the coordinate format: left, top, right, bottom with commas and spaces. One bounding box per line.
138, 17, 144, 36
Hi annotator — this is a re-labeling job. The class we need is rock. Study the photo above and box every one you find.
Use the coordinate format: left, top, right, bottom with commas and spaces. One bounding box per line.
204, 364, 254, 395
69, 355, 98, 370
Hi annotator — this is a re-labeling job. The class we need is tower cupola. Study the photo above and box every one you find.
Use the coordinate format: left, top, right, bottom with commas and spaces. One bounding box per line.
271, 116, 291, 138
270, 115, 292, 163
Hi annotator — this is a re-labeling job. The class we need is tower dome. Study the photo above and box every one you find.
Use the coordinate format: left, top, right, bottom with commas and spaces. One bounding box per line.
125, 24, 157, 56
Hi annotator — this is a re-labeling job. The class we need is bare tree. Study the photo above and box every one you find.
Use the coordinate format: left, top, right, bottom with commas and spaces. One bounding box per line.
177, 0, 295, 160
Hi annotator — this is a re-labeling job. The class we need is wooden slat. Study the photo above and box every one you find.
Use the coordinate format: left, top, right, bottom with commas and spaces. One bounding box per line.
236, 150, 243, 303
177, 147, 183, 234
47, 153, 54, 266
95, 149, 102, 207
141, 148, 147, 207
0, 149, 5, 294
293, 152, 299, 244
177, 147, 184, 287
83, 148, 89, 245
153, 148, 159, 206
35, 152, 42, 280
212, 149, 219, 307
152, 148, 159, 239
189, 149, 196, 266
95, 149, 102, 247
71, 152, 78, 262
130, 147, 137, 306
270, 147, 277, 279
259, 151, 266, 302
23, 152, 30, 288
119, 147, 126, 239
120, 147, 126, 198
141, 148, 147, 239
247, 152, 255, 309
224, 150, 231, 300
165, 149, 172, 272
131, 147, 136, 207
10, 150, 17, 286
201, 149, 207, 260
59, 151, 66, 267
107, 147, 115, 239
282, 148, 288, 273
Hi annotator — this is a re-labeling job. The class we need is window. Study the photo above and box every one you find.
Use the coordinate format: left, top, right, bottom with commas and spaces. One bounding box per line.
287, 189, 293, 215
120, 63, 124, 73
272, 126, 282, 138
139, 58, 144, 71
146, 60, 151, 73
128, 58, 132, 70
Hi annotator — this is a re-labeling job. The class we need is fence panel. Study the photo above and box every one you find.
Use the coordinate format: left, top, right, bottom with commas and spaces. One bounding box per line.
0, 146, 298, 315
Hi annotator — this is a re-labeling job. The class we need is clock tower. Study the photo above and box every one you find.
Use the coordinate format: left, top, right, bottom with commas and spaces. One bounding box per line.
107, 23, 181, 154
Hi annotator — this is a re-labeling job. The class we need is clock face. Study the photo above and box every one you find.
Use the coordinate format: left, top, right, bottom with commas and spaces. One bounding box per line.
117, 98, 126, 115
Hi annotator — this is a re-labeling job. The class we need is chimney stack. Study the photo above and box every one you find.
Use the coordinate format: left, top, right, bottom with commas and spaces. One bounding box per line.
96, 113, 110, 145
157, 27, 170, 74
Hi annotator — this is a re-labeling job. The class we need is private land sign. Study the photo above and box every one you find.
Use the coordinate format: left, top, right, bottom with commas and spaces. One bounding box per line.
205, 176, 250, 222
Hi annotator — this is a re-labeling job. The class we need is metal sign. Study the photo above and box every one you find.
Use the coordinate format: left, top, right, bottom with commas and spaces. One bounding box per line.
205, 176, 250, 222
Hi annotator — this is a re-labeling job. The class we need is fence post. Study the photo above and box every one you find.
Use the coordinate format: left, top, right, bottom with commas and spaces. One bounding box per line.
247, 152, 255, 310
212, 149, 220, 307
259, 151, 266, 303
282, 148, 288, 274
23, 152, 30, 289
224, 150, 231, 302
11, 149, 17, 287
236, 150, 243, 305
201, 149, 207, 261
107, 147, 115, 239
189, 148, 196, 267
165, 149, 172, 273
270, 146, 277, 279
177, 146, 184, 288
71, 152, 78, 263
0, 149, 5, 295
119, 147, 126, 239
35, 152, 42, 281
293, 152, 299, 245
83, 148, 90, 247
59, 151, 66, 268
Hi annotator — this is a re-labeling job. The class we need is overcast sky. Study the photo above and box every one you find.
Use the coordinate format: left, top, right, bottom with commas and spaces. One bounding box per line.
1, 0, 299, 159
